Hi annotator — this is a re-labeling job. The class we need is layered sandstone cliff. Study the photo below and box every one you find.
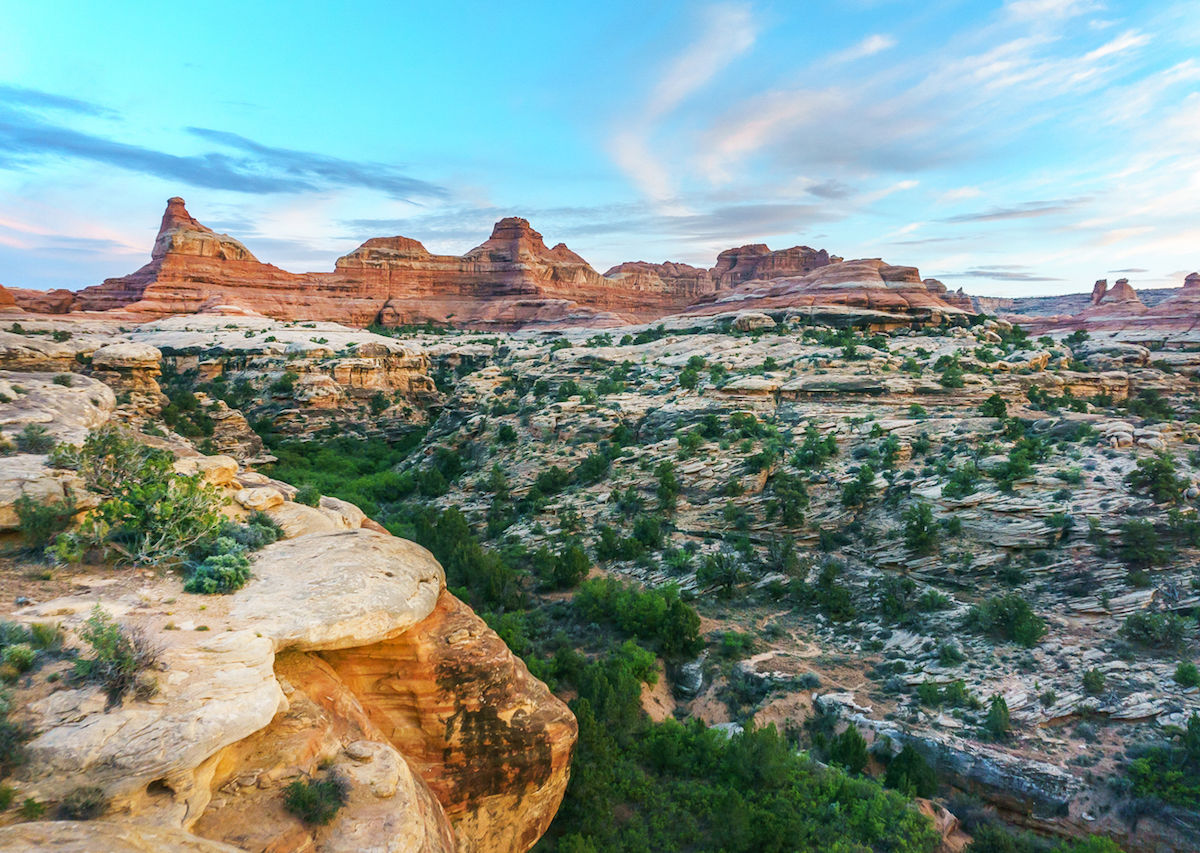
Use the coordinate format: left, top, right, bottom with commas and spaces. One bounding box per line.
36, 198, 968, 330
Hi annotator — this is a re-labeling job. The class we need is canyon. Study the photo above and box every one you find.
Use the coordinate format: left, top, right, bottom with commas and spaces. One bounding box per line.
0, 199, 1197, 853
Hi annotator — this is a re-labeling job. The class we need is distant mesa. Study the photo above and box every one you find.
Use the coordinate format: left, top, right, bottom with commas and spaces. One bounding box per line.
12, 196, 972, 329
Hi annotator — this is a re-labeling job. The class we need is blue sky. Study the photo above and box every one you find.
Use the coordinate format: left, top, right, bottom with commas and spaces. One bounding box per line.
1, 0, 1197, 296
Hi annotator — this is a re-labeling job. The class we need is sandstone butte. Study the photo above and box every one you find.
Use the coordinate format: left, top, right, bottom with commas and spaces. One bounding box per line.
1019, 271, 1200, 333
5, 197, 974, 329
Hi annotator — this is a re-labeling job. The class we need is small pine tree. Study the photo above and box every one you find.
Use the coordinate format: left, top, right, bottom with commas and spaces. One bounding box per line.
984, 695, 1011, 740
830, 724, 869, 774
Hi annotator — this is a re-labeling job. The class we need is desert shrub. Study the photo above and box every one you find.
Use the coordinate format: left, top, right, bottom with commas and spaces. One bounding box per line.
942, 463, 981, 499
885, 745, 937, 797
269, 370, 299, 395
679, 367, 700, 389
655, 460, 680, 511
541, 543, 590, 591
1, 644, 34, 675
1175, 661, 1200, 688
14, 494, 75, 551
792, 561, 857, 621
1126, 452, 1185, 504
54, 426, 224, 567
965, 594, 1045, 647
497, 423, 518, 443
15, 424, 55, 453
294, 483, 321, 506
1082, 668, 1106, 695
185, 551, 252, 594
697, 549, 746, 598
573, 452, 611, 485
1121, 611, 1187, 649
979, 393, 1008, 419
58, 785, 108, 819
72, 606, 158, 703
1126, 712, 1200, 808
284, 775, 347, 825
903, 501, 939, 555
766, 472, 807, 526
793, 423, 838, 469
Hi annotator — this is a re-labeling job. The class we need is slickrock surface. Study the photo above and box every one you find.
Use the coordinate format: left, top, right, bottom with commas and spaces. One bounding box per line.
0, 821, 246, 852
0, 372, 573, 851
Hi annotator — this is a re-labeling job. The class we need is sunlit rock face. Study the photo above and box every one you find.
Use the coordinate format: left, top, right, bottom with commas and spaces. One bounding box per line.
48, 198, 970, 330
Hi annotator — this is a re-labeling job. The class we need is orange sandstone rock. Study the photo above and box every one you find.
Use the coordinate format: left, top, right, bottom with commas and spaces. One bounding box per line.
321, 590, 577, 853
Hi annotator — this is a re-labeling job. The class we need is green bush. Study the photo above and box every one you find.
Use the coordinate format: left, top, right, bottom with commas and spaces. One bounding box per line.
1, 644, 34, 674
294, 483, 321, 506
965, 594, 1045, 647
15, 424, 55, 453
14, 494, 75, 551
185, 551, 252, 594
55, 426, 225, 567
574, 577, 702, 659
885, 745, 937, 797
1117, 519, 1167, 569
1126, 452, 1185, 504
72, 606, 159, 702
58, 785, 108, 819
979, 393, 1008, 419
903, 501, 939, 555
1121, 611, 1187, 649
283, 775, 347, 825
1082, 668, 1106, 695
1127, 712, 1200, 808
841, 464, 876, 508
1175, 661, 1200, 688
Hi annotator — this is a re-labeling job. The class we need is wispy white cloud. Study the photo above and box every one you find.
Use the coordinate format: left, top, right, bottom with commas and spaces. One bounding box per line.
608, 3, 757, 205
827, 34, 896, 65
1004, 0, 1102, 21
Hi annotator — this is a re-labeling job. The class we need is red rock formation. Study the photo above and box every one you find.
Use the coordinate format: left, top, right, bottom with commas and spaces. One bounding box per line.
603, 261, 716, 300
1104, 278, 1143, 305
321, 591, 577, 853
1090, 279, 1108, 305
711, 243, 834, 288
9, 287, 71, 313
682, 258, 970, 326
0, 283, 20, 313
25, 198, 970, 329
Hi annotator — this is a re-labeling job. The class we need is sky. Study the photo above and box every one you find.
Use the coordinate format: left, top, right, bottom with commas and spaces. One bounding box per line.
0, 0, 1198, 297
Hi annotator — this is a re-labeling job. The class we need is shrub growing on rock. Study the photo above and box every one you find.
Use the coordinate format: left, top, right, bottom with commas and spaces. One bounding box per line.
52, 426, 225, 567
58, 785, 108, 820
1121, 611, 1187, 649
984, 695, 1011, 740
1126, 452, 1185, 504
73, 606, 159, 703
15, 425, 55, 453
965, 593, 1046, 647
283, 774, 347, 825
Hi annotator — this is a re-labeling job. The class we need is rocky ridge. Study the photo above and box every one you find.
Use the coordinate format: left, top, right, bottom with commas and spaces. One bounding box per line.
15, 198, 970, 331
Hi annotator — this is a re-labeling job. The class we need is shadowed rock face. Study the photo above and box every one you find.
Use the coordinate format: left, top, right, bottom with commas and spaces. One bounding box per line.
321, 591, 577, 853
49, 198, 968, 330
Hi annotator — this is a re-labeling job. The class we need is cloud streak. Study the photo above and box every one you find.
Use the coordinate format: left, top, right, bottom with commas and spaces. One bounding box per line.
0, 87, 447, 202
